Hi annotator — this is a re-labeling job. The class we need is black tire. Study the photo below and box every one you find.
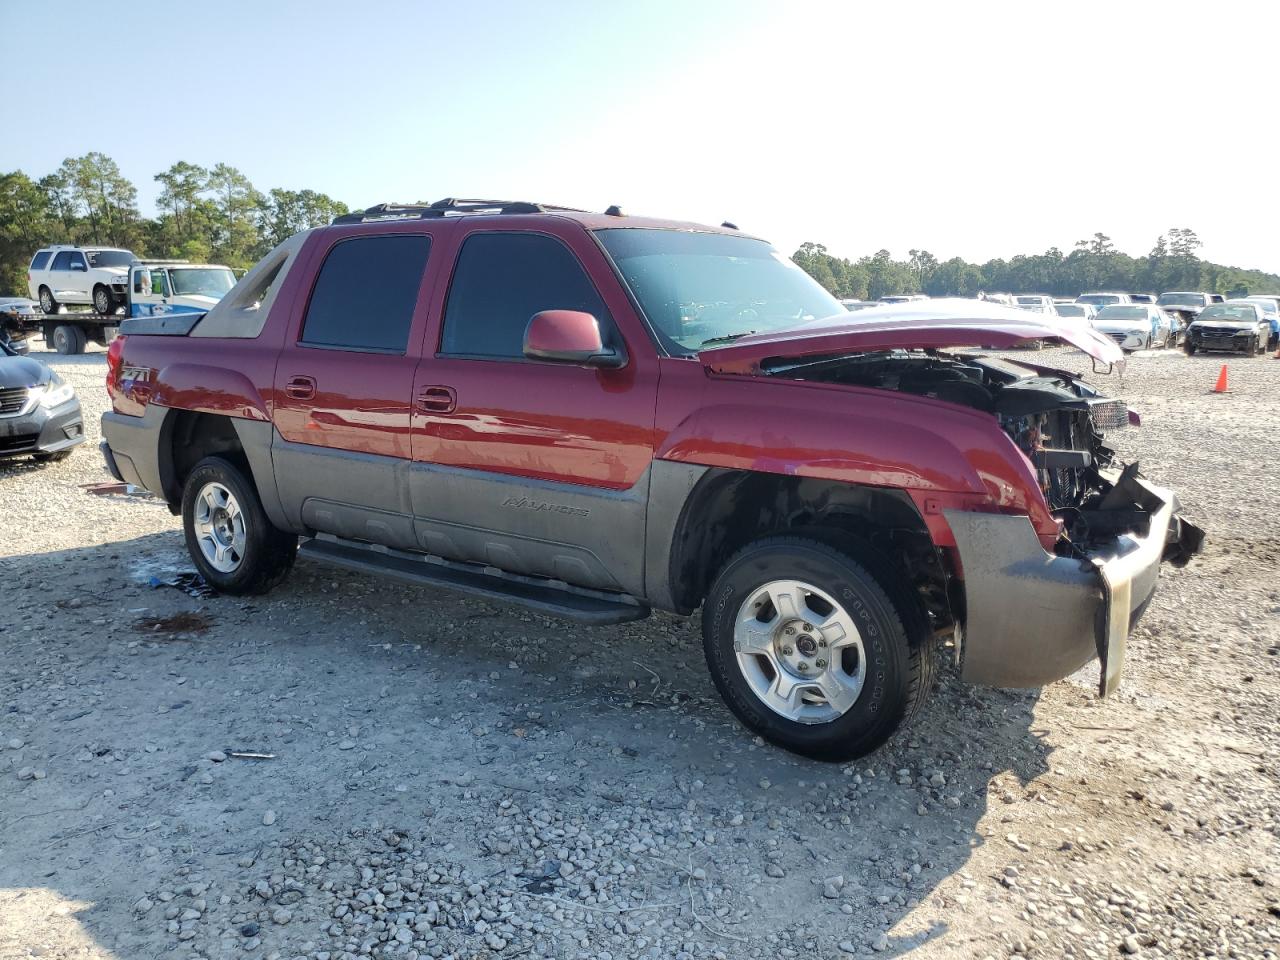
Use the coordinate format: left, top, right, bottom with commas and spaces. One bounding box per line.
33, 451, 72, 463
38, 286, 57, 315
1184, 342, 1196, 356
51, 324, 87, 355
181, 456, 297, 595
92, 285, 115, 315
701, 536, 935, 761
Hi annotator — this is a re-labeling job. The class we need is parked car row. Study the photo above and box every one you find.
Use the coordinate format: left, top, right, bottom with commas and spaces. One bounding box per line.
839, 288, 1278, 355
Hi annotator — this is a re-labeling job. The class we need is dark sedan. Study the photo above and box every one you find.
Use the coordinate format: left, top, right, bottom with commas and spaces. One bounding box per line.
0, 340, 85, 462
0, 297, 38, 356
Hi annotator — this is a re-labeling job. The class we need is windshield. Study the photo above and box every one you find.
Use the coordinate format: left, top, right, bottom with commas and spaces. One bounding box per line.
168, 267, 236, 298
1055, 304, 1086, 317
596, 229, 843, 354
1096, 305, 1148, 320
1198, 305, 1257, 322
1157, 293, 1206, 307
86, 250, 135, 269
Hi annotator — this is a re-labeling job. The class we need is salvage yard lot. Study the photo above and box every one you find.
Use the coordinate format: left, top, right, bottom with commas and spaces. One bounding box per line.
2, 345, 1278, 960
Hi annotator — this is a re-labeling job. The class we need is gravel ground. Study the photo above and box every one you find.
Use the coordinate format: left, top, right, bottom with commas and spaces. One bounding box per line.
1, 339, 1278, 960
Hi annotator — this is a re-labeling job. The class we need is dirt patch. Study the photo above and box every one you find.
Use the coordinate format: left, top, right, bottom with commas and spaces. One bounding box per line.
132, 611, 213, 636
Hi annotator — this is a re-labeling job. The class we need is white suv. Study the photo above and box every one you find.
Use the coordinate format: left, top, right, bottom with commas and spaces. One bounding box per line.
27, 246, 137, 315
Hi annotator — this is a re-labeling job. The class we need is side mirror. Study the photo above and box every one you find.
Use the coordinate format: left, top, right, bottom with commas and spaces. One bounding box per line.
71, 262, 87, 272
524, 310, 625, 368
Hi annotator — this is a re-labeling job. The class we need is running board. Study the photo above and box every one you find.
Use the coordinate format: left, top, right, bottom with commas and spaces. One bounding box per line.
297, 536, 651, 625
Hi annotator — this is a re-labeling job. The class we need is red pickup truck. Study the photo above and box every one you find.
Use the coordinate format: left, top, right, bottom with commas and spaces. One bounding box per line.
101, 199, 1202, 760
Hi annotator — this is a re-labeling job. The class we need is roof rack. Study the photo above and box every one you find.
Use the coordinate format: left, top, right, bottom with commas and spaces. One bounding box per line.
332, 198, 590, 225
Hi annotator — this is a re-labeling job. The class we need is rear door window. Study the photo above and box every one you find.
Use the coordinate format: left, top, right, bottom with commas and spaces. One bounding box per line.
30, 251, 51, 271
300, 234, 431, 353
440, 232, 612, 358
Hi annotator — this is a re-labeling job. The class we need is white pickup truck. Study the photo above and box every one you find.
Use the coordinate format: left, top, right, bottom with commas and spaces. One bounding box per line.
128, 261, 237, 319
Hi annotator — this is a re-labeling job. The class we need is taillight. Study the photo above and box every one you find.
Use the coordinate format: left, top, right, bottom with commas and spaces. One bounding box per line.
106, 334, 126, 395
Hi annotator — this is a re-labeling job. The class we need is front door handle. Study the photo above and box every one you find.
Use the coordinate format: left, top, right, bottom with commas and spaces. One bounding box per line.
416, 385, 457, 413
285, 375, 316, 400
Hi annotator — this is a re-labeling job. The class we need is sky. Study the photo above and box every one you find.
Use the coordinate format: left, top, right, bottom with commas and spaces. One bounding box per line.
4, 0, 1278, 272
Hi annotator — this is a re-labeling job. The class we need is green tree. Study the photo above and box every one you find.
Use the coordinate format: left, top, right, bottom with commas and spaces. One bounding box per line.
57, 153, 141, 248
155, 161, 209, 246
0, 172, 56, 292
205, 163, 263, 267
255, 187, 349, 255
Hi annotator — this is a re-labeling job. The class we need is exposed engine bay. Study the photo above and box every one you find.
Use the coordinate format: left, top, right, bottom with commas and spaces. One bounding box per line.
764, 350, 1204, 564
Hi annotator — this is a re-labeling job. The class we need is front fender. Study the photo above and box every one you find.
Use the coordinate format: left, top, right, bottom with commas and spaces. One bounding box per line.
655, 378, 1059, 546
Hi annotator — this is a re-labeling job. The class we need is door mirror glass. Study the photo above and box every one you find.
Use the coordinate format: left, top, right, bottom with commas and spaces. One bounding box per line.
524, 310, 625, 368
70, 261, 87, 272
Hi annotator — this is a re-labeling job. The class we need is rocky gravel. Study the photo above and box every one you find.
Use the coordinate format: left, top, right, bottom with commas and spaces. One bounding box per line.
1, 340, 1278, 959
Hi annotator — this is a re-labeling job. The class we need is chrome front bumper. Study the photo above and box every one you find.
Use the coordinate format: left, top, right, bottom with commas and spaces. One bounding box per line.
946, 478, 1192, 696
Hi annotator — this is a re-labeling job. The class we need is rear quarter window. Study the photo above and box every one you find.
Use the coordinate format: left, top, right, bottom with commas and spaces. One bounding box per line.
30, 251, 51, 271
299, 234, 431, 353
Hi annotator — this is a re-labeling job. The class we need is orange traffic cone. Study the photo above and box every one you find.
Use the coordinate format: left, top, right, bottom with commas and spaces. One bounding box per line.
1212, 365, 1229, 393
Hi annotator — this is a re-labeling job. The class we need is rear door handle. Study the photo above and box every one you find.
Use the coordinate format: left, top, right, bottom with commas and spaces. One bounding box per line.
416, 385, 457, 413
285, 375, 316, 400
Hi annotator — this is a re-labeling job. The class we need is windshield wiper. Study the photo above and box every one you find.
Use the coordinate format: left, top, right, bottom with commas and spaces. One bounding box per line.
699, 330, 756, 347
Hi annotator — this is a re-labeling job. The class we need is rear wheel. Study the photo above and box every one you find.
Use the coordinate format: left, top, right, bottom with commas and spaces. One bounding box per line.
701, 536, 934, 761
51, 324, 87, 355
38, 287, 57, 315
181, 456, 297, 595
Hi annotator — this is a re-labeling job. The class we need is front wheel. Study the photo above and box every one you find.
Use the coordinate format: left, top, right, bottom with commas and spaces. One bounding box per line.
1185, 341, 1196, 356
701, 537, 934, 761
92, 285, 115, 315
181, 456, 297, 595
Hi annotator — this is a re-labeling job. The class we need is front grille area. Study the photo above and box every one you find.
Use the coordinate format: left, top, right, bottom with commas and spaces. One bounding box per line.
1105, 331, 1128, 344
0, 386, 31, 415
0, 433, 38, 452
1196, 327, 1243, 340
1089, 398, 1129, 431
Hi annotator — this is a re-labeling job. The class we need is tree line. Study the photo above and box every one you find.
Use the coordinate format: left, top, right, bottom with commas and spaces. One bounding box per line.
5, 154, 1279, 304
793, 230, 1280, 301
0, 153, 349, 294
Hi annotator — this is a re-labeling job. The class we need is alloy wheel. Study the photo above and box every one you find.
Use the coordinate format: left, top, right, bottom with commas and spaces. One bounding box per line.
733, 579, 867, 724
193, 481, 246, 573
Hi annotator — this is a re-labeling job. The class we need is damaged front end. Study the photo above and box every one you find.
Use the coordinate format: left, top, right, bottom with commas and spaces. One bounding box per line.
757, 348, 1205, 695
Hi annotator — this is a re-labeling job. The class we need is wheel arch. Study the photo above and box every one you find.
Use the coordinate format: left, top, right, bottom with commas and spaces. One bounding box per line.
159, 409, 286, 527
660, 467, 955, 641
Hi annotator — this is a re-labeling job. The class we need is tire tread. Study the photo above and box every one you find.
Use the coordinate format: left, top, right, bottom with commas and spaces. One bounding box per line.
702, 534, 936, 761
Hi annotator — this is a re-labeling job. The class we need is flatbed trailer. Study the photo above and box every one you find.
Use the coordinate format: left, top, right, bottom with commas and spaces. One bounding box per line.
27, 310, 125, 355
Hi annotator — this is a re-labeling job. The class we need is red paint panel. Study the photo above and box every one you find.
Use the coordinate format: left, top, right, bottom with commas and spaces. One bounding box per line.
411, 219, 660, 489
653, 359, 1058, 542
